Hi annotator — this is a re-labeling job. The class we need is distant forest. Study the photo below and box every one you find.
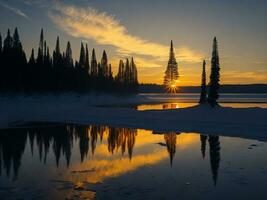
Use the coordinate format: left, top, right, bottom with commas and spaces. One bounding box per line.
139, 84, 267, 93
0, 28, 138, 93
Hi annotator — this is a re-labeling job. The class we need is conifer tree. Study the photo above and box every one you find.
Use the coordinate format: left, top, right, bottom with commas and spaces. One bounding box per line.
208, 37, 220, 107
130, 57, 138, 85
3, 29, 13, 52
12, 28, 27, 91
53, 36, 62, 67
91, 48, 97, 76
85, 44, 90, 73
118, 60, 124, 82
101, 50, 108, 77
164, 40, 179, 92
65, 41, 73, 68
13, 28, 22, 50
79, 43, 86, 69
199, 60, 207, 104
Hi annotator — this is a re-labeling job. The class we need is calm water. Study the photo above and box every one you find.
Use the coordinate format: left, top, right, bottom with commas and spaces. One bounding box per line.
0, 124, 267, 200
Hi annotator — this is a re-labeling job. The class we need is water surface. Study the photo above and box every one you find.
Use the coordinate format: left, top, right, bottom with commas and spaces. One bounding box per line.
0, 124, 266, 200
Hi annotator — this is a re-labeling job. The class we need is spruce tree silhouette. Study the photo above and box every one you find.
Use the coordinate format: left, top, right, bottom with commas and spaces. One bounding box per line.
200, 134, 207, 158
164, 40, 179, 93
208, 37, 220, 107
164, 133, 177, 166
209, 135, 221, 185
91, 48, 98, 77
199, 60, 207, 104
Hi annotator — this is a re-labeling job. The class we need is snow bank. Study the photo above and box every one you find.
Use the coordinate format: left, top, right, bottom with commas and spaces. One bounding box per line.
0, 94, 267, 141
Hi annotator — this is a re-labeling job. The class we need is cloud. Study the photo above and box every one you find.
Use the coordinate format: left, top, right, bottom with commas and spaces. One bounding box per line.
0, 1, 29, 19
48, 3, 203, 64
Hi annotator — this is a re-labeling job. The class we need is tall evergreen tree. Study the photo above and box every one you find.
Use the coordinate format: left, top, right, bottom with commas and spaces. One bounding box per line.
199, 60, 207, 104
53, 36, 62, 67
164, 40, 179, 93
3, 29, 13, 52
100, 50, 108, 77
208, 37, 220, 107
12, 28, 27, 91
79, 43, 86, 69
130, 57, 138, 85
12, 28, 22, 50
85, 44, 90, 73
117, 60, 124, 83
65, 41, 73, 68
91, 48, 97, 76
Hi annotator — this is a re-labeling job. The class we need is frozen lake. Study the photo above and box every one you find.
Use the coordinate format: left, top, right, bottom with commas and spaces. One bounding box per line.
0, 124, 267, 200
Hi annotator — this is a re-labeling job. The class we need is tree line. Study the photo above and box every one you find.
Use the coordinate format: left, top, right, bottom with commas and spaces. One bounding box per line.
0, 28, 138, 93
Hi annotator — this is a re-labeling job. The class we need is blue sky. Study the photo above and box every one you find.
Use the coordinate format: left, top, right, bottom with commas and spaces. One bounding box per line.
0, 0, 266, 85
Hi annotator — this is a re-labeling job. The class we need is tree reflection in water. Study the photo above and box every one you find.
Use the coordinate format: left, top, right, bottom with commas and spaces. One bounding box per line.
0, 125, 221, 185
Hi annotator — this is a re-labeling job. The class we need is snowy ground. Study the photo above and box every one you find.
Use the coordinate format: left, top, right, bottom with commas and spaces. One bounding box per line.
0, 93, 267, 141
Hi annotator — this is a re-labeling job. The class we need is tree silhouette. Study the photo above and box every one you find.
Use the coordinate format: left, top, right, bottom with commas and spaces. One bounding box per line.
0, 28, 138, 93
208, 37, 220, 107
90, 48, 98, 77
209, 135, 221, 185
164, 133, 177, 166
164, 40, 179, 93
199, 60, 207, 104
200, 134, 207, 158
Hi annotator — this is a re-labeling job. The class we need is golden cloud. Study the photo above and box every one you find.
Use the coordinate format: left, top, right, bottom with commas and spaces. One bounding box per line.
49, 3, 203, 64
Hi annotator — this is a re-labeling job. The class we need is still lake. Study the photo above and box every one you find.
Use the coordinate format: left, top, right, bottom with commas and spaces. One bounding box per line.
0, 93, 267, 200
0, 125, 267, 200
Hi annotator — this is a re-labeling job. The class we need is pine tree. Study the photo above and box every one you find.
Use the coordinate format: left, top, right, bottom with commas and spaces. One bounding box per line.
12, 28, 27, 91
101, 50, 108, 77
79, 43, 86, 69
116, 59, 124, 83
85, 44, 90, 74
3, 29, 13, 52
163, 40, 179, 93
12, 28, 22, 50
65, 41, 73, 68
91, 48, 97, 76
208, 37, 220, 107
130, 57, 138, 85
199, 60, 207, 104
53, 36, 62, 67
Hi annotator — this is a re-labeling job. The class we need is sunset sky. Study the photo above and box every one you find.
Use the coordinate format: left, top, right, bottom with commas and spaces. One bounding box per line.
0, 0, 266, 85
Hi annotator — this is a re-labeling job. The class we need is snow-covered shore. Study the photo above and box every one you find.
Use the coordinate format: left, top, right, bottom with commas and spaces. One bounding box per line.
1, 93, 267, 141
